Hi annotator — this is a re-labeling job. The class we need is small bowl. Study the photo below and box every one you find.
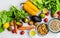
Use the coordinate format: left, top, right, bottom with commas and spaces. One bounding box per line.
48, 18, 60, 33
36, 23, 49, 36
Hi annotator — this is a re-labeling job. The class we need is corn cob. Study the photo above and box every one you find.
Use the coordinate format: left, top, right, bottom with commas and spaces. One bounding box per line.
25, 1, 39, 12
23, 4, 37, 16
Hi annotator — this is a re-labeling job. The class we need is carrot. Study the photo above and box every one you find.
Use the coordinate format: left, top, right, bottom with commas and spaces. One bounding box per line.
18, 25, 35, 30
13, 20, 18, 34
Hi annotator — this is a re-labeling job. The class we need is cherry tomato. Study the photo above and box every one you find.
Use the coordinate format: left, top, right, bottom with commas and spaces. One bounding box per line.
45, 12, 49, 16
57, 11, 60, 16
44, 18, 48, 22
12, 29, 16, 33
58, 15, 60, 19
20, 31, 25, 35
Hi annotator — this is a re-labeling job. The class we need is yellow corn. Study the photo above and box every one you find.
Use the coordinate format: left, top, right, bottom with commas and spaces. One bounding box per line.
23, 4, 37, 16
25, 1, 39, 13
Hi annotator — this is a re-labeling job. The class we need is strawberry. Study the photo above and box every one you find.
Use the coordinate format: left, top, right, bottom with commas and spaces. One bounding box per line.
44, 18, 48, 22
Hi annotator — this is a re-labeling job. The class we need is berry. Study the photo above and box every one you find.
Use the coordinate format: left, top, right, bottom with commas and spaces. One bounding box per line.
44, 18, 48, 22
20, 31, 25, 35
45, 12, 49, 16
57, 11, 60, 16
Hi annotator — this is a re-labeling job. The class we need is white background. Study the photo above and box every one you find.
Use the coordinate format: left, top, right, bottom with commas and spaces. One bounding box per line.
0, 0, 60, 38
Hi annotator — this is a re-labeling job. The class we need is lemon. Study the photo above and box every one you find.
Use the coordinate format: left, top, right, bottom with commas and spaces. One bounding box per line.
3, 23, 9, 29
29, 29, 36, 37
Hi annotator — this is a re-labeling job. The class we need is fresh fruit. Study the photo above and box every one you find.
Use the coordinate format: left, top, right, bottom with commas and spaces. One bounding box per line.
20, 31, 25, 35
16, 22, 23, 27
0, 27, 4, 33
45, 12, 49, 16
3, 22, 9, 29
44, 18, 48, 22
22, 18, 29, 23
57, 11, 60, 16
29, 29, 36, 37
43, 8, 48, 14
28, 21, 34, 25
31, 16, 42, 22
40, 13, 45, 18
58, 15, 60, 19
12, 29, 16, 33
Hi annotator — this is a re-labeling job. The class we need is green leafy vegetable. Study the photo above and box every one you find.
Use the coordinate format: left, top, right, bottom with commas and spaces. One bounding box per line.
10, 6, 28, 21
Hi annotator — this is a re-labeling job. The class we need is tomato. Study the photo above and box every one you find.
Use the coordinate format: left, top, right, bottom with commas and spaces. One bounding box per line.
12, 29, 16, 33
44, 18, 48, 22
57, 11, 60, 16
20, 31, 25, 35
58, 15, 60, 19
45, 12, 49, 16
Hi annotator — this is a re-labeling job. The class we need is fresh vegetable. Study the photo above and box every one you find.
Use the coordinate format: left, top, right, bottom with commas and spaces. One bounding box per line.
37, 24, 48, 35
43, 8, 48, 14
49, 19, 60, 33
0, 19, 2, 27
20, 31, 25, 35
25, 1, 39, 12
31, 16, 42, 22
30, 0, 43, 10
3, 22, 9, 29
9, 22, 14, 26
12, 29, 16, 33
45, 12, 49, 16
44, 18, 48, 22
51, 13, 57, 18
34, 22, 38, 27
22, 18, 29, 23
29, 29, 36, 37
56, 0, 60, 11
7, 26, 13, 31
58, 15, 60, 19
11, 6, 28, 21
28, 21, 34, 25
23, 1, 39, 16
57, 11, 60, 16
40, 13, 45, 18
16, 22, 23, 27
18, 26, 35, 30
0, 28, 4, 33
13, 20, 18, 34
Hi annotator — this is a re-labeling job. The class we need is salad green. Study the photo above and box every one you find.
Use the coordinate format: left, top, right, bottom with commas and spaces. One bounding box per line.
30, 0, 60, 14
0, 6, 28, 33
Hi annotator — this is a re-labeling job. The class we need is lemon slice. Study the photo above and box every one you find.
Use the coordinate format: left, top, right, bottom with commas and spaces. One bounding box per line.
29, 29, 36, 37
